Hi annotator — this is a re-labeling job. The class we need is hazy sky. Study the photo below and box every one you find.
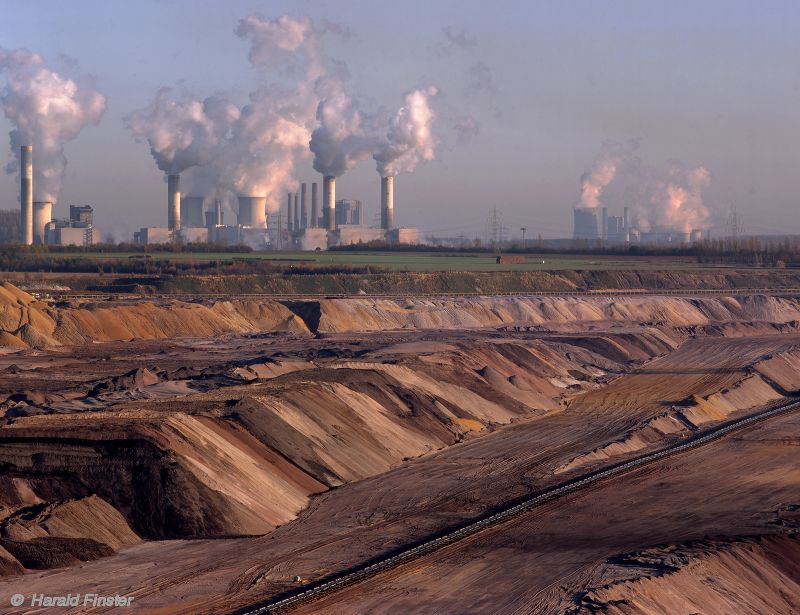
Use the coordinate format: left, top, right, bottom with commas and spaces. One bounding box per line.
0, 0, 798, 240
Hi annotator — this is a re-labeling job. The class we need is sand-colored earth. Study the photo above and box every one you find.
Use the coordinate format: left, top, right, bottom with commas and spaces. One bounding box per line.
0, 282, 798, 613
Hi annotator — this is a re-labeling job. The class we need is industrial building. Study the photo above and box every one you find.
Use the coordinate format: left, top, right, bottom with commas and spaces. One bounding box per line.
13, 145, 98, 246
335, 199, 362, 226
573, 205, 703, 245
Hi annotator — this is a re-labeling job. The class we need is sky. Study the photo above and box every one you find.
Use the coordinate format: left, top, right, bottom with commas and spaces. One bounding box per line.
0, 0, 798, 241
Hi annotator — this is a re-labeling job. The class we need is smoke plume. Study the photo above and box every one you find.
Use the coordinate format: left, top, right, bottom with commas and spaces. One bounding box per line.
639, 165, 711, 233
578, 145, 713, 233
124, 88, 239, 175
579, 153, 620, 209
0, 47, 106, 202
309, 77, 379, 177
129, 14, 336, 214
374, 87, 438, 177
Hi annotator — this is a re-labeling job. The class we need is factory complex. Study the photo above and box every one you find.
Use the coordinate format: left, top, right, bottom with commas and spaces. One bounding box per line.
573, 205, 704, 244
133, 170, 419, 248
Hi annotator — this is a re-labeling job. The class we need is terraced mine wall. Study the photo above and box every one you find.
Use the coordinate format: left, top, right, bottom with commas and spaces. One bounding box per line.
4, 282, 800, 346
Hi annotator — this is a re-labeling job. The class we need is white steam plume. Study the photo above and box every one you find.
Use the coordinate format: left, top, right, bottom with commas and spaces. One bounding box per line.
124, 88, 239, 175
374, 87, 438, 177
579, 154, 619, 209
0, 47, 106, 202
639, 166, 711, 233
309, 77, 379, 177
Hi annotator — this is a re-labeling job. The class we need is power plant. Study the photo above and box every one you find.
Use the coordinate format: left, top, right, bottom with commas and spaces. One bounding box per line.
573, 205, 704, 244
12, 142, 419, 250
13, 145, 97, 247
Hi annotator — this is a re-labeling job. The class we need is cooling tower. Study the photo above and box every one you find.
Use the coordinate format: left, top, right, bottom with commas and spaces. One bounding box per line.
180, 196, 205, 228
690, 229, 703, 242
20, 145, 33, 245
167, 174, 180, 231
311, 182, 318, 228
294, 191, 300, 230
381, 175, 394, 231
573, 207, 600, 240
237, 196, 267, 227
32, 201, 52, 245
300, 183, 308, 229
323, 175, 336, 231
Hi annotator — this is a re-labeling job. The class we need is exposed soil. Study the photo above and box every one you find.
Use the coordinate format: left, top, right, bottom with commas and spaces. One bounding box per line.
0, 281, 797, 614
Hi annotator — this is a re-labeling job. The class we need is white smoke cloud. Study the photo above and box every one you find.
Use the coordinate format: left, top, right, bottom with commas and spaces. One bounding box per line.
579, 153, 620, 209
129, 14, 331, 213
309, 77, 379, 177
219, 14, 328, 205
124, 88, 239, 175
578, 145, 713, 233
374, 87, 438, 176
0, 47, 106, 202
638, 165, 711, 233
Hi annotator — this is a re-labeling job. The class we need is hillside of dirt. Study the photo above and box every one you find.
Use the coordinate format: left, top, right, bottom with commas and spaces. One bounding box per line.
0, 280, 798, 614
4, 279, 800, 348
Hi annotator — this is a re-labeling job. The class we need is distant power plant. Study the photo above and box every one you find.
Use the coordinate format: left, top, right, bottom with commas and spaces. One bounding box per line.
573, 206, 704, 244
131, 172, 420, 249
14, 145, 97, 246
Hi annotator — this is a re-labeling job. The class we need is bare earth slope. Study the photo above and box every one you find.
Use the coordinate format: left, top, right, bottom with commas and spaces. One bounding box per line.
0, 283, 798, 614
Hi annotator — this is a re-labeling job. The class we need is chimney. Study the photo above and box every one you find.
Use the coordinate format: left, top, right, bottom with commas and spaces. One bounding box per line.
311, 182, 318, 228
323, 175, 336, 231
300, 183, 308, 229
20, 145, 32, 245
623, 206, 629, 230
287, 192, 293, 232
32, 201, 52, 245
294, 191, 300, 231
381, 175, 394, 231
601, 207, 608, 240
167, 174, 180, 231
215, 199, 223, 226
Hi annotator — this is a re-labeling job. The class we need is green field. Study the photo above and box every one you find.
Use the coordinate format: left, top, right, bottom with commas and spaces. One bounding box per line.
32, 250, 746, 272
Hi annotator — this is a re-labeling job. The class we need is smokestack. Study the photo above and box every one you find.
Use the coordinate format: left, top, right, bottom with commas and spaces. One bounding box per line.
287, 192, 293, 232
32, 201, 52, 245
294, 191, 300, 231
20, 145, 33, 245
311, 182, 318, 228
623, 206, 629, 230
215, 199, 223, 226
381, 175, 394, 231
300, 183, 308, 229
323, 175, 335, 231
167, 174, 180, 231
601, 207, 608, 240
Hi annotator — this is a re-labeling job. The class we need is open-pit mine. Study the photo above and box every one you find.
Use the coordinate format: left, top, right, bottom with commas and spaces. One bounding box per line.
0, 281, 798, 614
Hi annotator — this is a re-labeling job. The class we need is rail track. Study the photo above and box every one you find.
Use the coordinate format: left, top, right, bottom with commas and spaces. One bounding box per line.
235, 398, 800, 614
36, 286, 800, 302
